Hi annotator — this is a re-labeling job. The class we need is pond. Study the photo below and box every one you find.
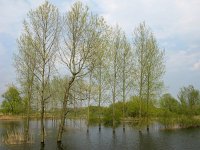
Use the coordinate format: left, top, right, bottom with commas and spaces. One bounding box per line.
0, 119, 200, 150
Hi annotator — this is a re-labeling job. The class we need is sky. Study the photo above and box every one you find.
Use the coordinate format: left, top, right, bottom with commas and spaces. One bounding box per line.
0, 0, 200, 102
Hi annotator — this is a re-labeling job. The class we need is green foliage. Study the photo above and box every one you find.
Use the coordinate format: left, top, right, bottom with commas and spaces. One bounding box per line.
160, 93, 180, 114
178, 116, 200, 128
158, 90, 200, 128
103, 102, 123, 126
126, 96, 158, 118
88, 106, 102, 123
126, 97, 140, 117
1, 86, 24, 114
178, 85, 200, 115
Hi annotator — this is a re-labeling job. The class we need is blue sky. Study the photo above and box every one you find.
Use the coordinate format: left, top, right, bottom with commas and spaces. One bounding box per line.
0, 0, 200, 102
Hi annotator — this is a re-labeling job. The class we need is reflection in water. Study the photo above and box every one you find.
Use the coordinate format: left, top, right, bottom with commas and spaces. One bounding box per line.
139, 131, 143, 150
112, 132, 117, 150
122, 130, 127, 148
57, 142, 65, 150
0, 121, 22, 134
40, 143, 45, 150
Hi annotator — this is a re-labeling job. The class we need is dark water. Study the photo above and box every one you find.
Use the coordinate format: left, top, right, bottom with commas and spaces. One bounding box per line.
0, 119, 200, 150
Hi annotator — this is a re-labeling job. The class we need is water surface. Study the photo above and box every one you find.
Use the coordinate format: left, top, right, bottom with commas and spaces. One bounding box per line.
0, 119, 200, 150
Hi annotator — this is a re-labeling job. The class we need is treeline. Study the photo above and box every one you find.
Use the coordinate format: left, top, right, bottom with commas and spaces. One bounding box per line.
0, 1, 165, 144
2, 84, 200, 129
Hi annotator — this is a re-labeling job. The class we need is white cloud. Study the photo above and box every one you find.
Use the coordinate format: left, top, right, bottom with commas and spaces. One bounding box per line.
166, 49, 200, 72
87, 0, 200, 45
0, 0, 44, 38
0, 0, 200, 100
192, 60, 200, 71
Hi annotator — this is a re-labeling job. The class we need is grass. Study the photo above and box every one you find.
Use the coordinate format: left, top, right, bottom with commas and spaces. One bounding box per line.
1, 129, 34, 145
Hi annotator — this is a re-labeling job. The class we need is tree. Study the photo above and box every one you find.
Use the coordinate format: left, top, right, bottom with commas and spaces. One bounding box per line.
118, 33, 132, 131
133, 22, 165, 131
22, 1, 60, 143
57, 2, 105, 142
160, 93, 180, 113
106, 26, 124, 133
178, 85, 200, 115
144, 29, 165, 131
92, 21, 109, 132
1, 86, 23, 114
15, 19, 37, 142
133, 22, 151, 131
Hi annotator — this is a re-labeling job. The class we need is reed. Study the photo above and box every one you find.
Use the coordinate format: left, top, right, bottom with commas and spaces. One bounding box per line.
1, 129, 34, 145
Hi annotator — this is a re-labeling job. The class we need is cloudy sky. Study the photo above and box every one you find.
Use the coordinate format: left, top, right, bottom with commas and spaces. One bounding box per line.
0, 0, 200, 101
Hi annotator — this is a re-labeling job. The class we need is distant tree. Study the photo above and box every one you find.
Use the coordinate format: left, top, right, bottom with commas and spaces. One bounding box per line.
160, 93, 180, 113
1, 86, 23, 114
178, 85, 200, 115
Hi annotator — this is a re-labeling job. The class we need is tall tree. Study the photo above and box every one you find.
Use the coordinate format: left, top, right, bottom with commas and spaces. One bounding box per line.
92, 21, 109, 131
57, 2, 105, 142
107, 26, 124, 133
133, 22, 165, 131
118, 34, 133, 131
15, 27, 37, 142
23, 1, 60, 143
133, 22, 149, 131
145, 33, 165, 131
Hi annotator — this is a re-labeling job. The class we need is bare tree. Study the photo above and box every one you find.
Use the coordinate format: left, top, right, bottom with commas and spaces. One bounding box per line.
22, 1, 60, 143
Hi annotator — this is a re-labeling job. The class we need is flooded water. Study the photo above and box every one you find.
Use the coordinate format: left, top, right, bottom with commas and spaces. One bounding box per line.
0, 119, 200, 150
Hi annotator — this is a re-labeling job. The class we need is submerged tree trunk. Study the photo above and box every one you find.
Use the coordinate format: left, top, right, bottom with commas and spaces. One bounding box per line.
24, 90, 31, 142
40, 63, 45, 144
87, 73, 92, 133
41, 100, 45, 143
57, 75, 75, 143
146, 74, 150, 132
122, 51, 126, 132
139, 71, 143, 133
98, 64, 102, 132
24, 78, 34, 142
112, 44, 117, 134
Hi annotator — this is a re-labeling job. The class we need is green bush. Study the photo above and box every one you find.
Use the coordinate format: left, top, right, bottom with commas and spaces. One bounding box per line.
103, 104, 122, 126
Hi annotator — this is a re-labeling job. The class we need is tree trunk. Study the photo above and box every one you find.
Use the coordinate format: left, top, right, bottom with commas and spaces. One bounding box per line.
41, 101, 45, 143
139, 69, 143, 133
112, 47, 117, 134
25, 92, 31, 142
98, 64, 102, 132
57, 75, 75, 143
87, 73, 92, 133
40, 62, 45, 143
122, 51, 126, 132
146, 72, 150, 132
